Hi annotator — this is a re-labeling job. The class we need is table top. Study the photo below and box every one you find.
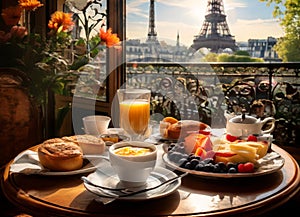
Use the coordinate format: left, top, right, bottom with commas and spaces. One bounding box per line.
1, 143, 300, 217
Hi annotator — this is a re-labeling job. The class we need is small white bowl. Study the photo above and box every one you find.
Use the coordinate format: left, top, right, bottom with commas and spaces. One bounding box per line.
109, 141, 157, 187
82, 115, 111, 135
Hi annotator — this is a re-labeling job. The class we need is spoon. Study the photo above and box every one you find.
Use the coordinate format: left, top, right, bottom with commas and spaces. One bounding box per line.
82, 172, 188, 198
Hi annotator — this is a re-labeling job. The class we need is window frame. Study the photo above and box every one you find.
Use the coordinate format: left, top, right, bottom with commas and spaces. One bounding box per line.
51, 0, 126, 116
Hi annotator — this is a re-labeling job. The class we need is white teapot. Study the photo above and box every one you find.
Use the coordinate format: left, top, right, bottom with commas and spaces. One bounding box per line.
226, 113, 275, 137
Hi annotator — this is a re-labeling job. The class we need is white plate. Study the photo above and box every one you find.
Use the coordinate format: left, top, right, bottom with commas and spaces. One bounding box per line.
162, 152, 285, 179
10, 150, 107, 176
38, 156, 106, 176
83, 165, 181, 201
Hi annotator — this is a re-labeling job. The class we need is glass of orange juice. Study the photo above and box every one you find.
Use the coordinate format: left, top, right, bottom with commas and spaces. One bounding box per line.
117, 89, 151, 141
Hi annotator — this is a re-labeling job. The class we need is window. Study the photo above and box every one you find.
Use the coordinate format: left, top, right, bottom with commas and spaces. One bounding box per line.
53, 0, 126, 116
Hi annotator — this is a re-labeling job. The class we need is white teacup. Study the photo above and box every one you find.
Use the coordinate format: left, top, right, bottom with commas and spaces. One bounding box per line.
226, 115, 275, 137
109, 141, 157, 187
82, 115, 111, 135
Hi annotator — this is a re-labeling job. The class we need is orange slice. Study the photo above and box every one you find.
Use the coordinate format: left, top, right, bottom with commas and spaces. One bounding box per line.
162, 117, 178, 124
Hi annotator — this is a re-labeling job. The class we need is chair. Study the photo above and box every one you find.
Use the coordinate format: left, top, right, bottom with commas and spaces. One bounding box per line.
0, 68, 40, 216
0, 68, 43, 167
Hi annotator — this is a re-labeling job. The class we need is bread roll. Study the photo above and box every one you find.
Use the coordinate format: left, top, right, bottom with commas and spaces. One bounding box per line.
167, 120, 209, 139
38, 141, 83, 171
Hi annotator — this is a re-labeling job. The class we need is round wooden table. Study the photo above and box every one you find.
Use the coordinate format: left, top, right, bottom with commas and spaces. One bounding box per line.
1, 144, 300, 217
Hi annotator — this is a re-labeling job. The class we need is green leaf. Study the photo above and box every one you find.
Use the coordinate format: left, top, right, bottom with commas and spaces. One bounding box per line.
56, 104, 71, 134
69, 56, 89, 70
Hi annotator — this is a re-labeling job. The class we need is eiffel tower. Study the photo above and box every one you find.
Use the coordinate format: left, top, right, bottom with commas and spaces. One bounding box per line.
146, 0, 159, 44
146, 0, 160, 59
190, 0, 237, 53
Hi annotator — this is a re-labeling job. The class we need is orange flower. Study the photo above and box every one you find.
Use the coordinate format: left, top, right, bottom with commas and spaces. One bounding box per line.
18, 0, 43, 11
99, 28, 120, 47
48, 11, 74, 33
1, 6, 22, 26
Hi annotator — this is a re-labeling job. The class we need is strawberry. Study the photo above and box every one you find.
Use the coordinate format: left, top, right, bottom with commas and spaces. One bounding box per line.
237, 163, 245, 173
226, 134, 238, 142
238, 162, 255, 173
243, 162, 255, 172
247, 135, 258, 142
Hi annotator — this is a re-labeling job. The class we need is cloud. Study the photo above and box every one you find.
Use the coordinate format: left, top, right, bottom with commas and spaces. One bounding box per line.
127, 0, 149, 19
224, 0, 247, 11
230, 18, 284, 41
236, 18, 280, 25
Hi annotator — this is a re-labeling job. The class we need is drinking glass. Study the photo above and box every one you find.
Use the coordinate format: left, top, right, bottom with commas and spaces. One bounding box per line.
117, 89, 151, 141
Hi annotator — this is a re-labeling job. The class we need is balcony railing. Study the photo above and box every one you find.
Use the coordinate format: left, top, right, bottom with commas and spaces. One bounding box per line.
126, 62, 300, 148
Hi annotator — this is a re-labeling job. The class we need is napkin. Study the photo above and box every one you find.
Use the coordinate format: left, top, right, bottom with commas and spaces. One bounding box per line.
9, 150, 47, 175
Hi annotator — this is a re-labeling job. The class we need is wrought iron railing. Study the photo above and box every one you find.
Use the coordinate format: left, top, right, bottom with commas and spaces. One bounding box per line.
126, 62, 300, 147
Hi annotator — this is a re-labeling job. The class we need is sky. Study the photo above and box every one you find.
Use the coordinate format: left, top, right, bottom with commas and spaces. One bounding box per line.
126, 0, 284, 46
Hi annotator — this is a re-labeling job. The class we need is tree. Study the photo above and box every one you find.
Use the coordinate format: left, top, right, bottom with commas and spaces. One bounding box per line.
203, 52, 218, 62
234, 50, 250, 56
217, 54, 263, 62
203, 53, 263, 62
260, 0, 300, 61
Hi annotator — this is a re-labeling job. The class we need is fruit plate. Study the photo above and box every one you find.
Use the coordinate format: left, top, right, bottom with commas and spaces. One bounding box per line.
162, 152, 285, 179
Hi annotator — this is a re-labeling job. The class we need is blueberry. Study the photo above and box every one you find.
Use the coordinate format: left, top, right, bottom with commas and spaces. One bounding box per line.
203, 163, 214, 172
188, 154, 196, 160
213, 164, 221, 173
228, 167, 237, 173
203, 158, 214, 164
184, 162, 192, 169
194, 156, 202, 161
227, 162, 238, 170
195, 163, 204, 171
217, 162, 227, 171
190, 159, 200, 169
178, 158, 188, 167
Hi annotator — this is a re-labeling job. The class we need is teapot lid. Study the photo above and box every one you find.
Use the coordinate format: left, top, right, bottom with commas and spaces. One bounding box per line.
230, 114, 258, 124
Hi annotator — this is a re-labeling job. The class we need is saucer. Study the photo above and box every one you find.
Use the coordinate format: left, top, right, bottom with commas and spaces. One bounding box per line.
83, 165, 181, 201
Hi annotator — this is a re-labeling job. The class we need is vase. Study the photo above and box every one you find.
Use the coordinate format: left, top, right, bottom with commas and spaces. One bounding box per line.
0, 68, 43, 166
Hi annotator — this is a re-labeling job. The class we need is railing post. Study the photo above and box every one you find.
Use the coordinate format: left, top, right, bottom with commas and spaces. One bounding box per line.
268, 65, 274, 100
